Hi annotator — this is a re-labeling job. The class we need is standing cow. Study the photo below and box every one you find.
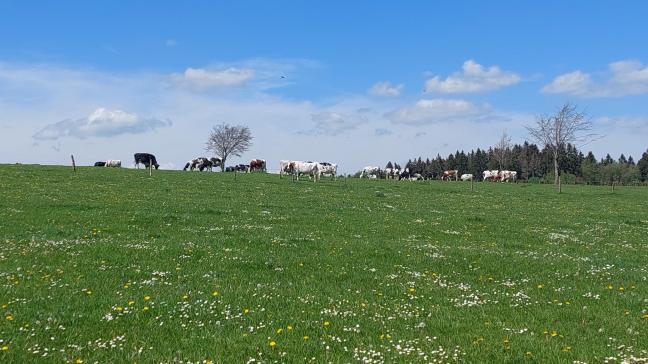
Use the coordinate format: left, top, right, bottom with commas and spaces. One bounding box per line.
442, 170, 459, 181
134, 153, 160, 169
483, 170, 499, 181
317, 162, 338, 180
249, 159, 266, 172
460, 173, 474, 181
94, 161, 106, 167
359, 166, 380, 178
105, 160, 121, 168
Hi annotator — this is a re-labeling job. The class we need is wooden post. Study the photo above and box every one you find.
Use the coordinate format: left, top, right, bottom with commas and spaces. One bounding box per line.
149, 162, 152, 176
235, 171, 237, 181
558, 175, 562, 194
471, 178, 474, 192
71, 154, 76, 172
612, 181, 615, 191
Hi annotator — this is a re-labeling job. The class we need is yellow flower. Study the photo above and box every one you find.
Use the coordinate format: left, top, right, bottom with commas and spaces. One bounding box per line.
624, 310, 630, 315
206, 361, 213, 364
276, 328, 283, 334
619, 286, 625, 292
323, 321, 330, 327
144, 296, 151, 301
75, 358, 83, 364
128, 300, 135, 306
287, 325, 293, 331
526, 351, 533, 357
303, 336, 309, 341
551, 330, 558, 337
123, 284, 130, 289
607, 284, 613, 290
86, 290, 92, 295
243, 308, 250, 315
543, 329, 549, 335
537, 284, 544, 289
562, 346, 572, 352
212, 291, 219, 297
183, 294, 189, 300
408, 287, 416, 293
5, 314, 14, 321
642, 313, 648, 319
116, 306, 123, 312
565, 301, 571, 305
1, 345, 8, 351
269, 341, 277, 348
143, 306, 150, 312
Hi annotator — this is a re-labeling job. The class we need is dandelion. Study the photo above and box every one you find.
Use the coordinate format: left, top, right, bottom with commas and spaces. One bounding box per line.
537, 284, 544, 289
144, 295, 151, 301
287, 325, 293, 331
116, 306, 123, 312
5, 315, 13, 321
243, 308, 250, 315
182, 294, 189, 300
526, 351, 533, 357
123, 284, 130, 289
607, 284, 613, 290
562, 346, 572, 352
212, 291, 219, 297
276, 328, 283, 334
551, 330, 558, 337
86, 290, 92, 295
2, 345, 8, 351
303, 336, 309, 341
619, 286, 625, 292
143, 306, 150, 312
128, 300, 135, 306
323, 321, 330, 327
75, 358, 83, 364
642, 313, 648, 319
408, 287, 416, 293
269, 341, 277, 348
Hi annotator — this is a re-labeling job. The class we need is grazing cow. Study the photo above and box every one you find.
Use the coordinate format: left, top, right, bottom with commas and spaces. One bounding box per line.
317, 162, 338, 180
134, 153, 160, 169
94, 161, 106, 167
210, 157, 223, 170
359, 166, 380, 178
225, 166, 235, 172
105, 159, 121, 168
442, 169, 459, 181
483, 170, 500, 181
499, 170, 517, 182
184, 157, 215, 172
460, 173, 474, 181
288, 161, 320, 181
249, 159, 266, 172
398, 168, 411, 181
279, 160, 293, 178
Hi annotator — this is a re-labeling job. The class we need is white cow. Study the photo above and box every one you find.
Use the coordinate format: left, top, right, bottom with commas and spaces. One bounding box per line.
483, 170, 499, 181
290, 161, 320, 181
499, 170, 517, 182
460, 173, 473, 181
359, 166, 380, 178
279, 160, 293, 178
385, 168, 401, 179
105, 159, 121, 167
317, 162, 338, 180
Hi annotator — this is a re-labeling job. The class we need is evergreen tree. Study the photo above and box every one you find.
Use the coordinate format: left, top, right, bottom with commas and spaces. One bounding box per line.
638, 149, 648, 182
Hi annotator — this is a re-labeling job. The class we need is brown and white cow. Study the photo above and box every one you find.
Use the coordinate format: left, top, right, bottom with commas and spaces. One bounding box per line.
249, 159, 266, 172
499, 170, 517, 182
441, 169, 459, 181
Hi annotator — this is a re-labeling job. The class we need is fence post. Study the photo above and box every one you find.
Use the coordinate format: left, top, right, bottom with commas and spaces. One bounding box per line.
149, 162, 152, 176
471, 178, 474, 192
71, 155, 76, 172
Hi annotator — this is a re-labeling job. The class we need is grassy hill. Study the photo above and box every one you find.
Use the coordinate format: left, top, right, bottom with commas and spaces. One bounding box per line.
1, 164, 647, 363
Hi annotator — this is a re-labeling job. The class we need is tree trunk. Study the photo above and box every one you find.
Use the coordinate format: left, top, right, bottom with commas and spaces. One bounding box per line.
220, 157, 226, 172
553, 150, 559, 186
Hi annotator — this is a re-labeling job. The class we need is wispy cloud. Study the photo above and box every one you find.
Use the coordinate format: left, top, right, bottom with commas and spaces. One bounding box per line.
170, 67, 255, 90
165, 39, 178, 47
386, 98, 491, 125
370, 81, 403, 97
33, 108, 171, 140
543, 60, 648, 97
425, 60, 521, 93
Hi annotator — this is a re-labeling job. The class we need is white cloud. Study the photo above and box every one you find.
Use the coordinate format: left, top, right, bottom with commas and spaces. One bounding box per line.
386, 98, 490, 125
370, 81, 403, 97
425, 60, 521, 93
170, 67, 255, 90
308, 111, 368, 136
166, 39, 178, 47
542, 59, 648, 97
33, 108, 172, 140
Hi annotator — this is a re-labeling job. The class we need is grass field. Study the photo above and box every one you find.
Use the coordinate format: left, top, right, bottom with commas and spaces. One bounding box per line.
1, 164, 647, 363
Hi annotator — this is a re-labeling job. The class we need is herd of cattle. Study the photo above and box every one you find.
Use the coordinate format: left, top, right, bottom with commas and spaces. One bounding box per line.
359, 166, 518, 182
92, 153, 516, 182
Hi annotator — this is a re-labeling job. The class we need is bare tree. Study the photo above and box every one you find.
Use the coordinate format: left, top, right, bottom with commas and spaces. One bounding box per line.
526, 102, 594, 192
493, 130, 512, 170
205, 123, 253, 171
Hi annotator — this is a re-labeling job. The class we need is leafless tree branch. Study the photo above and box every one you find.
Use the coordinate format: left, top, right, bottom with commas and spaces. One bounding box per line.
205, 123, 253, 171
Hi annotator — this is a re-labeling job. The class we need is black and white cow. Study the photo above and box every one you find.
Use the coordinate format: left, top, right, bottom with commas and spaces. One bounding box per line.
134, 153, 160, 169
183, 157, 213, 171
94, 161, 106, 167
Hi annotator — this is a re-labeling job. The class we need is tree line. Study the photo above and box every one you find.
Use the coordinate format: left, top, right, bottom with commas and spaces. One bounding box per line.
394, 143, 648, 185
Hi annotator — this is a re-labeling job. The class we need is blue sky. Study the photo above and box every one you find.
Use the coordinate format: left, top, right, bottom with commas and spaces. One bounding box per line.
1, 1, 648, 171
